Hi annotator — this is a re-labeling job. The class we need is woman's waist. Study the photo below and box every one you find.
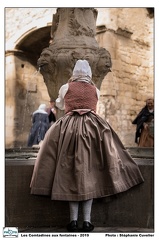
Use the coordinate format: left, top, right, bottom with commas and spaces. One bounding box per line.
66, 109, 96, 115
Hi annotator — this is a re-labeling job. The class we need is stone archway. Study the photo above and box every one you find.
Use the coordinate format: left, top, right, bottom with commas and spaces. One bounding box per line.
15, 26, 52, 66
5, 25, 52, 148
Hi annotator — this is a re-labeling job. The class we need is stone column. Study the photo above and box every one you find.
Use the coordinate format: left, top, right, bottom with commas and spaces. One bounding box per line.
37, 8, 112, 117
5, 52, 17, 147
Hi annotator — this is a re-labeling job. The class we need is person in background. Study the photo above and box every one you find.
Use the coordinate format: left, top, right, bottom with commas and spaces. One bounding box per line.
27, 104, 49, 147
132, 97, 154, 147
30, 60, 144, 232
46, 99, 56, 127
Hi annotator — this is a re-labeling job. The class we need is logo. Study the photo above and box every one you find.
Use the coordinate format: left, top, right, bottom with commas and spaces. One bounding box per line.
3, 227, 18, 238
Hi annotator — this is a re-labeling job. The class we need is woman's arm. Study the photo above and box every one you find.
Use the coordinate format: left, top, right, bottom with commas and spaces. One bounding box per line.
96, 88, 100, 99
56, 83, 69, 110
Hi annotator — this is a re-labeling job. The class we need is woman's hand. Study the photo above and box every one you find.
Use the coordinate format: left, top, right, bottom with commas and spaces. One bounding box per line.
143, 122, 149, 130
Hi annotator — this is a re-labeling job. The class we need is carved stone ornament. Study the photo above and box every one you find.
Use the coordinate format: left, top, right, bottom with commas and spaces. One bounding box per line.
37, 8, 112, 101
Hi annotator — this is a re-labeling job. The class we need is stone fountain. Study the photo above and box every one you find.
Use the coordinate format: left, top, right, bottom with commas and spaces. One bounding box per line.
5, 8, 154, 231
37, 8, 112, 104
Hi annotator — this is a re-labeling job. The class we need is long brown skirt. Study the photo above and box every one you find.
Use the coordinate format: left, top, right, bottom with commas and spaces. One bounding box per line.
139, 127, 154, 147
30, 112, 144, 201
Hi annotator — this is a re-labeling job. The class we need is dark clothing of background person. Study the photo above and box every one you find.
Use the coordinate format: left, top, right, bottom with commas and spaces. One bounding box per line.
132, 102, 154, 147
27, 104, 49, 147
48, 109, 56, 123
46, 100, 56, 127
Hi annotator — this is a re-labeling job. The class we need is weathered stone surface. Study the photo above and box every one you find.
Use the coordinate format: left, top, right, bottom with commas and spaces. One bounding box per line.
5, 147, 154, 229
37, 8, 112, 102
5, 157, 154, 229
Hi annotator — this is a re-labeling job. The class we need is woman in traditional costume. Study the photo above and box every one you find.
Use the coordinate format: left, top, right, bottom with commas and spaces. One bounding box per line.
27, 104, 49, 147
30, 60, 144, 232
132, 98, 154, 147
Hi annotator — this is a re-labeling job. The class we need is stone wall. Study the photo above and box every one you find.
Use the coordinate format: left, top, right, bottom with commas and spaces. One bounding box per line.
5, 156, 154, 229
5, 8, 56, 42
5, 8, 57, 147
5, 8, 154, 147
5, 52, 49, 147
96, 8, 153, 144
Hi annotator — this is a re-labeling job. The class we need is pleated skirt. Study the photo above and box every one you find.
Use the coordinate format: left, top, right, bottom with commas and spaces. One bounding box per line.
30, 111, 144, 201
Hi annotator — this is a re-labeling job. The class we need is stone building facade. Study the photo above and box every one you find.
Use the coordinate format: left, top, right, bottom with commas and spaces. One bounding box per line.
5, 8, 154, 148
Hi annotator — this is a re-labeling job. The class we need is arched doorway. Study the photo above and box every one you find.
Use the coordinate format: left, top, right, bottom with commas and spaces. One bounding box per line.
15, 26, 52, 66
6, 26, 52, 147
